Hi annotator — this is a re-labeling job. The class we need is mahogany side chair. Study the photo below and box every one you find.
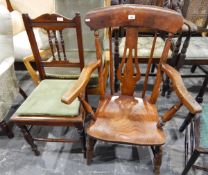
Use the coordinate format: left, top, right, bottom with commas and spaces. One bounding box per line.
10, 13, 86, 156
23, 8, 109, 95
61, 5, 202, 174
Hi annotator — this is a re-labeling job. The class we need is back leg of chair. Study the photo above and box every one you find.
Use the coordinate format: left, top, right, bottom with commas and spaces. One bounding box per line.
86, 136, 95, 165
182, 150, 200, 175
18, 125, 40, 156
153, 146, 162, 175
19, 87, 27, 99
190, 65, 197, 73
0, 120, 14, 138
77, 127, 86, 158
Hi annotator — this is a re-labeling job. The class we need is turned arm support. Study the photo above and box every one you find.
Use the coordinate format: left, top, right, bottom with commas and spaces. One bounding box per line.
61, 60, 101, 104
161, 63, 202, 114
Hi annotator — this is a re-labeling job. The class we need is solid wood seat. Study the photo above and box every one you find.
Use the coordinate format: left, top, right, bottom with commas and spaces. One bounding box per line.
61, 5, 202, 174
87, 95, 165, 145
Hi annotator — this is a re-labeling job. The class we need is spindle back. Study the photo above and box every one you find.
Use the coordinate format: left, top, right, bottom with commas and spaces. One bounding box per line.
23, 13, 84, 80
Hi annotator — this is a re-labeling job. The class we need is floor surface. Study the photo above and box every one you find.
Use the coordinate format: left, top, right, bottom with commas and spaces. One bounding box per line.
0, 66, 207, 175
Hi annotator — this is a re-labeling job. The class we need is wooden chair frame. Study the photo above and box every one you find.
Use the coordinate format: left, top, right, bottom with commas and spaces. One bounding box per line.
181, 74, 208, 174
61, 5, 202, 174
10, 13, 88, 156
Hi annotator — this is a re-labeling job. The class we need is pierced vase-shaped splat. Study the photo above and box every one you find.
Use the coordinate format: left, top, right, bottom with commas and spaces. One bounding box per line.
117, 28, 141, 96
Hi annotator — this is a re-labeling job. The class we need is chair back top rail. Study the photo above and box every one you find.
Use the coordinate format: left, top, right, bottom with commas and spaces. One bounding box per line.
85, 5, 184, 100
23, 13, 84, 80
85, 5, 183, 33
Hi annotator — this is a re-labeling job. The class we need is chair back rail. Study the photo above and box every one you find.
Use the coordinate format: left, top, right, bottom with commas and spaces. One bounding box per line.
23, 13, 84, 80
85, 5, 183, 102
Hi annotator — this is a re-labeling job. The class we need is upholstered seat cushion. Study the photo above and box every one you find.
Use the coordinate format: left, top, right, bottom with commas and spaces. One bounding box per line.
16, 79, 80, 117
173, 37, 208, 59
119, 37, 172, 58
87, 95, 165, 145
200, 104, 208, 148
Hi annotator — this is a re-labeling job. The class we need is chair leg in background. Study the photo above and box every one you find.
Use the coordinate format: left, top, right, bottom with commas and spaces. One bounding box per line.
78, 127, 86, 158
181, 150, 200, 175
86, 136, 95, 165
161, 76, 170, 97
19, 125, 40, 156
19, 87, 27, 99
0, 120, 14, 138
190, 65, 197, 73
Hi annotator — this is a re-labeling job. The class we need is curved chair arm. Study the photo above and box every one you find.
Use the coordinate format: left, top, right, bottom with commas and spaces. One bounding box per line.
62, 60, 101, 104
23, 49, 52, 86
161, 63, 202, 114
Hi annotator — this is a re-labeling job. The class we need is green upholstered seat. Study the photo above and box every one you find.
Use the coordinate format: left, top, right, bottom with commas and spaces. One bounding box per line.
16, 79, 80, 117
200, 104, 208, 148
119, 37, 172, 58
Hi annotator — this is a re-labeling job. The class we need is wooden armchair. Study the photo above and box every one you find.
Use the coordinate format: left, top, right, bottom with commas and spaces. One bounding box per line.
61, 5, 202, 174
10, 13, 87, 156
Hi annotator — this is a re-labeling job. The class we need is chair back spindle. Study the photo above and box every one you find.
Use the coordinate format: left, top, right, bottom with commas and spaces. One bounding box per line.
85, 5, 183, 102
23, 13, 84, 80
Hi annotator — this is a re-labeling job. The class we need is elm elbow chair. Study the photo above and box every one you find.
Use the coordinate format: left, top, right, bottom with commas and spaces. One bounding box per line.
10, 13, 87, 156
61, 5, 202, 174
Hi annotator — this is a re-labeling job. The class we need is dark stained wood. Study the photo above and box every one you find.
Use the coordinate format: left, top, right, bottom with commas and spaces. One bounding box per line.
87, 95, 165, 145
85, 5, 183, 33
0, 120, 14, 138
61, 5, 201, 173
181, 75, 208, 174
5, 0, 13, 12
10, 13, 86, 156
22, 13, 85, 80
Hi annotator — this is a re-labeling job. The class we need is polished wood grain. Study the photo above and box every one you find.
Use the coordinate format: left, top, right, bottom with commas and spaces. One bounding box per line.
5, 0, 13, 12
61, 5, 201, 174
62, 60, 101, 104
85, 5, 183, 33
11, 13, 87, 157
161, 63, 202, 114
87, 95, 165, 145
22, 13, 84, 80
